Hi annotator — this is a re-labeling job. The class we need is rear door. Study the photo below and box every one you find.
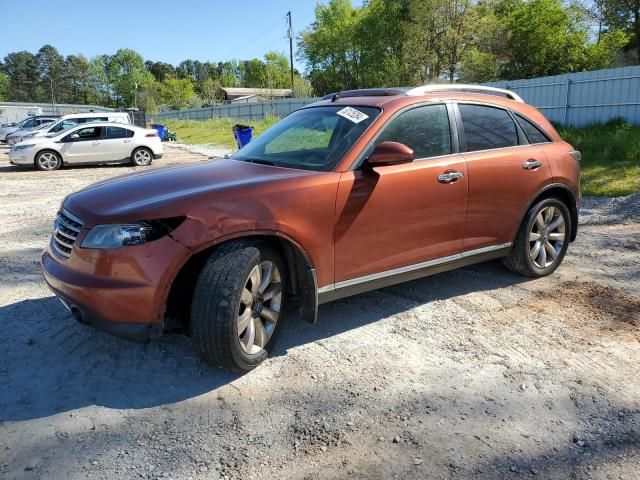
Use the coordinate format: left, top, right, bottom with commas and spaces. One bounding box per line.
456, 103, 551, 251
100, 126, 135, 161
334, 103, 468, 283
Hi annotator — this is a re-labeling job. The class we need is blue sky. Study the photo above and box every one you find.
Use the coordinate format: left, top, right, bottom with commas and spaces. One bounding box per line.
0, 0, 362, 70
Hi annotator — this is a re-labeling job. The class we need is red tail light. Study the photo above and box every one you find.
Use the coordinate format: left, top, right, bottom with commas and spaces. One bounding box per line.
145, 132, 158, 137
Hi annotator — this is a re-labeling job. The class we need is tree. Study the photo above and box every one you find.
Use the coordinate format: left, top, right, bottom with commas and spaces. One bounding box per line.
239, 58, 265, 87
160, 77, 196, 109
107, 49, 155, 107
298, 0, 363, 94
36, 45, 69, 103
2, 51, 39, 101
66, 54, 94, 104
598, 0, 640, 63
199, 77, 224, 105
292, 76, 314, 97
0, 71, 9, 101
145, 60, 176, 82
263, 52, 291, 89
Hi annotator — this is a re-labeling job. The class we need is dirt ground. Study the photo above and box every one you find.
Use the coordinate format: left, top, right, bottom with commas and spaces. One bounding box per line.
0, 143, 638, 480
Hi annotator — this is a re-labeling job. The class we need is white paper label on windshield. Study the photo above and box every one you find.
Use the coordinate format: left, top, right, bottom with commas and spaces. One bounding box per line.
337, 107, 369, 124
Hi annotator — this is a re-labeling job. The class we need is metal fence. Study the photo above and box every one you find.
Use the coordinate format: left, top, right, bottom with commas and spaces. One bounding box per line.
0, 101, 115, 116
483, 65, 640, 126
150, 98, 319, 122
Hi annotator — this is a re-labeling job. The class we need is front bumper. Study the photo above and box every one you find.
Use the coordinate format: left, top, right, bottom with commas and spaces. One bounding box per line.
9, 149, 34, 166
40, 233, 190, 343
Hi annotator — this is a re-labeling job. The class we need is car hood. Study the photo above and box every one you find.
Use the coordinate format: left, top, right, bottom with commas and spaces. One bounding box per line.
64, 159, 319, 224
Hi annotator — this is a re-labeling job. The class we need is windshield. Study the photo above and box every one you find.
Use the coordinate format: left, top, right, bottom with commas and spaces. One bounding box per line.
232, 106, 380, 171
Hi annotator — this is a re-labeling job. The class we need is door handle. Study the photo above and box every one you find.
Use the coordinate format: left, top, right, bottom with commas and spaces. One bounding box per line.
522, 159, 542, 170
124, 139, 132, 143
437, 171, 464, 184
92, 141, 101, 145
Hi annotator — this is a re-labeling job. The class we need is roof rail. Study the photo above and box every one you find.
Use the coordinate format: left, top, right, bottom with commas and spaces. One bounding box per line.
404, 84, 524, 103
322, 88, 407, 101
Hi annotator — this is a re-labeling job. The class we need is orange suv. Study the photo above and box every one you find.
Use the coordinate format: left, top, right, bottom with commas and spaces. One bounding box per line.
41, 85, 580, 371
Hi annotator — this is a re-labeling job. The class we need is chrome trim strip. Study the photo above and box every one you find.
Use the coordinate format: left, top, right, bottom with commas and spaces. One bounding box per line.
318, 243, 512, 293
61, 208, 84, 227
50, 239, 71, 258
54, 227, 76, 241
56, 215, 81, 233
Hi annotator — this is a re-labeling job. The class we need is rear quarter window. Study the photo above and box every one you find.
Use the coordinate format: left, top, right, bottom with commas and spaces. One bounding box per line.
515, 114, 551, 144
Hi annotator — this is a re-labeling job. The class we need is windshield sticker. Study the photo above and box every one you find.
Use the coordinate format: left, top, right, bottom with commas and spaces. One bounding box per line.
336, 107, 369, 124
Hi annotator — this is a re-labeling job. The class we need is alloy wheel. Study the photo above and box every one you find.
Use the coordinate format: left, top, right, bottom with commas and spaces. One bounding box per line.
38, 152, 60, 170
529, 206, 566, 268
134, 149, 152, 165
237, 261, 282, 354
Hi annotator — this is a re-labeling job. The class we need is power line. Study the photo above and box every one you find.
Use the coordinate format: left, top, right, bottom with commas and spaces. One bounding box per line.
226, 17, 284, 60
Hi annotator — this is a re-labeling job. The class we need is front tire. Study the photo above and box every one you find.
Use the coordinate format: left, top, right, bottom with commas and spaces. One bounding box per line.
131, 147, 153, 166
191, 242, 286, 372
504, 197, 571, 277
35, 150, 62, 171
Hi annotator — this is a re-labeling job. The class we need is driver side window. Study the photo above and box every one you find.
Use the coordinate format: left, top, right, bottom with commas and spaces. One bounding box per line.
372, 104, 452, 160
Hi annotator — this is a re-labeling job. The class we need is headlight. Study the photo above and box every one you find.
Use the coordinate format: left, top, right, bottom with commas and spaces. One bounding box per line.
81, 217, 184, 249
14, 144, 35, 151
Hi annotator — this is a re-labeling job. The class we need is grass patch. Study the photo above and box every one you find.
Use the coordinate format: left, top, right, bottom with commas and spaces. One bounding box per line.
558, 119, 640, 197
164, 117, 280, 148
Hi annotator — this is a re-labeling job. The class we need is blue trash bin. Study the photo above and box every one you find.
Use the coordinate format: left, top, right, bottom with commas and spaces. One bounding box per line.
232, 124, 254, 149
151, 124, 167, 141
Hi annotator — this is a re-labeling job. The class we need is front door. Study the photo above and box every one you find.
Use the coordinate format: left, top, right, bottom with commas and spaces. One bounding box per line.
333, 104, 468, 284
59, 126, 105, 164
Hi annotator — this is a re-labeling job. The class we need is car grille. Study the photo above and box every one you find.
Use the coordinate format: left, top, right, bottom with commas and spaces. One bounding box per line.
51, 209, 84, 259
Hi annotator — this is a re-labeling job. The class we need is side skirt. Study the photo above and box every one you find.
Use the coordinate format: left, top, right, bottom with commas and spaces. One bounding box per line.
318, 244, 511, 304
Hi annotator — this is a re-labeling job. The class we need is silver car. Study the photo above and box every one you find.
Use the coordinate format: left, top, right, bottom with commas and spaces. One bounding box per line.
6, 119, 58, 145
0, 116, 59, 142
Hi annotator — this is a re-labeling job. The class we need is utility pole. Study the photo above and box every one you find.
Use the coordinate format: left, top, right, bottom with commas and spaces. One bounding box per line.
286, 11, 294, 91
49, 76, 55, 115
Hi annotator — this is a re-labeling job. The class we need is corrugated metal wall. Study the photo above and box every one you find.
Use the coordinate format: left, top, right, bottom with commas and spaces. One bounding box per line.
150, 98, 318, 122
483, 66, 640, 126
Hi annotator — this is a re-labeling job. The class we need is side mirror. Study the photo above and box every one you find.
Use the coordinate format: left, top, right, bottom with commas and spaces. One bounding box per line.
70, 133, 80, 141
366, 141, 414, 167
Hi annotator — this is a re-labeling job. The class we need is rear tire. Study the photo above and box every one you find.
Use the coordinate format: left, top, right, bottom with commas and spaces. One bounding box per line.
131, 147, 153, 166
191, 241, 287, 372
503, 197, 571, 277
35, 150, 62, 171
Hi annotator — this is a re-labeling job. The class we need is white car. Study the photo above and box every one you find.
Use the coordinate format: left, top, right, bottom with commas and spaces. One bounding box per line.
22, 112, 132, 142
9, 122, 163, 171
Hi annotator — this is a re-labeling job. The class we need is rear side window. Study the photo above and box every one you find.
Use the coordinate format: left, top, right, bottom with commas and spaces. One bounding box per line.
515, 114, 550, 144
373, 104, 451, 159
104, 126, 134, 138
459, 104, 518, 152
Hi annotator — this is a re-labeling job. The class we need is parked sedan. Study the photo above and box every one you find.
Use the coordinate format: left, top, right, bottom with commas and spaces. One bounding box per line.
0, 115, 59, 142
6, 119, 57, 145
9, 122, 163, 171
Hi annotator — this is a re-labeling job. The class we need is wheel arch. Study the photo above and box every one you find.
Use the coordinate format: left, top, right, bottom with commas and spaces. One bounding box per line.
514, 183, 579, 243
34, 148, 63, 168
163, 232, 319, 331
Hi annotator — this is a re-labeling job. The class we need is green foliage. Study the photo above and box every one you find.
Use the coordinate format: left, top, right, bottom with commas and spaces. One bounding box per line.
0, 71, 9, 101
558, 120, 640, 196
108, 49, 155, 107
160, 77, 196, 110
163, 117, 280, 148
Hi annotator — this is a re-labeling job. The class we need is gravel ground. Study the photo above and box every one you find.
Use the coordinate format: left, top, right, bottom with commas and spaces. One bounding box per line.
0, 143, 638, 480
